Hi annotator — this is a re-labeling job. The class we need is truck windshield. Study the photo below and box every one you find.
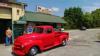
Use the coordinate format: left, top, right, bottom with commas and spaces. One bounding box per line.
33, 27, 43, 33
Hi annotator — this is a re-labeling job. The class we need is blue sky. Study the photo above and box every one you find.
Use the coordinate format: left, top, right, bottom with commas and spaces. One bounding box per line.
17, 0, 100, 16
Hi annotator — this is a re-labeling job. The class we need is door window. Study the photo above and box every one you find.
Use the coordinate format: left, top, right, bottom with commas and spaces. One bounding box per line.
45, 29, 52, 34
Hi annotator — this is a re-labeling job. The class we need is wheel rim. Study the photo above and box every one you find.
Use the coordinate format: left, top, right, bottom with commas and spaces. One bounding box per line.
62, 40, 66, 45
30, 48, 37, 55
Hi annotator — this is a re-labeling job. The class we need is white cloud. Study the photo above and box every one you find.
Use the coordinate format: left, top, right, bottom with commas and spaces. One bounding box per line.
82, 2, 100, 12
83, 6, 100, 12
51, 7, 60, 12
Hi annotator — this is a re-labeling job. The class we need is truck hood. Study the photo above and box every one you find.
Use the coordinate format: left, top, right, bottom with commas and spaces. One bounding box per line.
14, 33, 41, 44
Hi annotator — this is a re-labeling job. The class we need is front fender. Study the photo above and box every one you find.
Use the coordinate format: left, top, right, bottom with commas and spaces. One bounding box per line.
24, 40, 44, 54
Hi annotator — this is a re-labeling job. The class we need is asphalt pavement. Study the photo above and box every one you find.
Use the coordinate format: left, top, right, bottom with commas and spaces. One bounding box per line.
0, 29, 100, 56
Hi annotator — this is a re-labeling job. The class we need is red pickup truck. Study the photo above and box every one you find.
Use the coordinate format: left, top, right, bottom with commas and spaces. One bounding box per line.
12, 26, 69, 56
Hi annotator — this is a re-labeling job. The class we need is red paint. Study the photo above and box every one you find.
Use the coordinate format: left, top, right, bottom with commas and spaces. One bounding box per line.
12, 26, 69, 56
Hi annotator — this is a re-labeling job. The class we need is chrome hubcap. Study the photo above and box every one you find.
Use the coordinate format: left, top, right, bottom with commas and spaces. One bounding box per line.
63, 40, 66, 45
31, 48, 36, 55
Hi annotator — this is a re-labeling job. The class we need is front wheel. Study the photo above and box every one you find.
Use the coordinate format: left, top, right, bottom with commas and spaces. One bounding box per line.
61, 40, 67, 46
28, 47, 38, 56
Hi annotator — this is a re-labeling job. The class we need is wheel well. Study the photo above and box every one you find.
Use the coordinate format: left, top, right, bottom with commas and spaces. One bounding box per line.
63, 38, 66, 41
26, 45, 41, 56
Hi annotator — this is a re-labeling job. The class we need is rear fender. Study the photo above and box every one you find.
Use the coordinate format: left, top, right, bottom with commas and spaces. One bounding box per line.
60, 34, 69, 41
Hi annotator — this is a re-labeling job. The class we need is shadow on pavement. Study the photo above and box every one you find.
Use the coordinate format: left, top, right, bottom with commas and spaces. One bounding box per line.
94, 41, 100, 43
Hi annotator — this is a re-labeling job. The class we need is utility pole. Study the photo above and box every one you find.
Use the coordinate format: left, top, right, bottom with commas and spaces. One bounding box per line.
12, 15, 14, 43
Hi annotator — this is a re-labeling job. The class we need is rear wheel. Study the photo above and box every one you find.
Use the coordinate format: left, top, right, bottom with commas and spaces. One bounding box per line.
61, 40, 67, 46
28, 47, 39, 56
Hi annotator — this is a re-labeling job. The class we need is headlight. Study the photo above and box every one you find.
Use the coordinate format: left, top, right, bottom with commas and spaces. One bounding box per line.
21, 45, 25, 48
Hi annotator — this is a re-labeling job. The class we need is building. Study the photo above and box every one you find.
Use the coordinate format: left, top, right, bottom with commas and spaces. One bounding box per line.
0, 0, 66, 43
36, 6, 52, 14
14, 11, 66, 38
13, 6, 66, 38
0, 0, 25, 43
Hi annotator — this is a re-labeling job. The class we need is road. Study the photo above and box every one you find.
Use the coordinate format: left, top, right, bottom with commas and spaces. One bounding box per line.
36, 29, 100, 56
0, 29, 100, 56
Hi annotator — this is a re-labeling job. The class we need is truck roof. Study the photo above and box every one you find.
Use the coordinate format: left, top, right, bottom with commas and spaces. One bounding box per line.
34, 25, 53, 28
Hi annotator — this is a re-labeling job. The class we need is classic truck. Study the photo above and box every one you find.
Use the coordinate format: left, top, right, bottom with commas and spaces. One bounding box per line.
12, 26, 69, 56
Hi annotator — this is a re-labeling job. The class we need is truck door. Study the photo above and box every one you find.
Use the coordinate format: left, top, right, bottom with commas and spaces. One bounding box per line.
43, 28, 54, 48
54, 32, 61, 46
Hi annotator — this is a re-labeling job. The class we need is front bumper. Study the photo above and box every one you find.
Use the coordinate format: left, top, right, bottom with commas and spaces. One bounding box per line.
12, 50, 25, 56
12, 47, 25, 56
12, 52, 18, 56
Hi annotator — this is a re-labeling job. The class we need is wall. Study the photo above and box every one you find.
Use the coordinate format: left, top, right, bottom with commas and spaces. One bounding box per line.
0, 2, 25, 21
0, 8, 11, 19
11, 4, 25, 21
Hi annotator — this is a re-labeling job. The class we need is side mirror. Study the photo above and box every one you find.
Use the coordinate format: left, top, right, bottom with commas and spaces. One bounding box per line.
61, 28, 64, 31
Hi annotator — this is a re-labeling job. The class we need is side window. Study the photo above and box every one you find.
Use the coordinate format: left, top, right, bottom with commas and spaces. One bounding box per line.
46, 29, 52, 34
17, 10, 20, 15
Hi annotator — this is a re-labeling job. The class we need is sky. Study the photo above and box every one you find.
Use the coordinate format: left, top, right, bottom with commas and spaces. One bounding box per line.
17, 0, 100, 16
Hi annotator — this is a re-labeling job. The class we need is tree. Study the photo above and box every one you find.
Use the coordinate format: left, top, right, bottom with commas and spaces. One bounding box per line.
64, 7, 84, 29
83, 12, 94, 28
92, 9, 100, 27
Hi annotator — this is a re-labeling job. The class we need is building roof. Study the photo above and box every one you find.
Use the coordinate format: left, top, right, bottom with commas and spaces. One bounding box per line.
20, 11, 66, 23
11, 2, 27, 6
2, 1, 27, 6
